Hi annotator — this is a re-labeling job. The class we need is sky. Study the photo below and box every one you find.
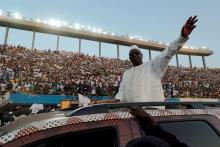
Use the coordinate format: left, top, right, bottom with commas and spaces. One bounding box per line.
0, 0, 219, 68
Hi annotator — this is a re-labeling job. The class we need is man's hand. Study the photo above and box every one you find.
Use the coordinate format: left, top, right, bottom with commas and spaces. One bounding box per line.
181, 15, 198, 38
130, 106, 157, 128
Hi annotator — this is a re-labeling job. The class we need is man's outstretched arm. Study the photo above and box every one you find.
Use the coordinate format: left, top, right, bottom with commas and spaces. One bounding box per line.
152, 16, 198, 79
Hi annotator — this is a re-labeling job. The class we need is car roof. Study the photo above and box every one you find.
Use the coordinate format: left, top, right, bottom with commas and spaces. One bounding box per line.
1, 108, 220, 145
1, 101, 220, 131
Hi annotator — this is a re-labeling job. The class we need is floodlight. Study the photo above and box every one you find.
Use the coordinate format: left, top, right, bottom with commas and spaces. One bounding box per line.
43, 20, 48, 24
74, 23, 80, 30
92, 27, 97, 33
14, 12, 22, 19
98, 28, 102, 33
36, 18, 41, 23
49, 19, 56, 26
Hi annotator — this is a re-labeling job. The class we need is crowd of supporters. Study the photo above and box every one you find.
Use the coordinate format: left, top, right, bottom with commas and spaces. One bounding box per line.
0, 44, 130, 98
0, 44, 220, 98
162, 67, 220, 98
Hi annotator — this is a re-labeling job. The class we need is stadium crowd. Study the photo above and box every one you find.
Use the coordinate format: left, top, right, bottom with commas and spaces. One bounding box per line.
162, 66, 220, 98
0, 44, 220, 98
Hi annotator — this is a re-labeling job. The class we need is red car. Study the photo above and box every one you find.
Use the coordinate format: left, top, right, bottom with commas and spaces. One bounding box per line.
1, 102, 220, 147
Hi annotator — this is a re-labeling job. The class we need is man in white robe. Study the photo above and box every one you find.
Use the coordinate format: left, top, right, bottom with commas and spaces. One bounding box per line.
115, 16, 198, 103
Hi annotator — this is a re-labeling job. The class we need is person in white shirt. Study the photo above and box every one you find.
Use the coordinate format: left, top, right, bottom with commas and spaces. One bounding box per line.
115, 16, 198, 103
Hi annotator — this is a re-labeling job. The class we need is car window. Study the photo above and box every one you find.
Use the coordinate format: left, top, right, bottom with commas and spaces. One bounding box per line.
160, 120, 220, 147
25, 126, 119, 147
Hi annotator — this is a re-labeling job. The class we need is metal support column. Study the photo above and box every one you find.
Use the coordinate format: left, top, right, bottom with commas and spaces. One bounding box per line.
176, 54, 179, 68
117, 44, 120, 59
188, 55, 192, 68
202, 56, 207, 69
4, 27, 9, 45
99, 41, 101, 57
56, 35, 60, 51
148, 50, 152, 61
32, 32, 36, 50
79, 38, 81, 53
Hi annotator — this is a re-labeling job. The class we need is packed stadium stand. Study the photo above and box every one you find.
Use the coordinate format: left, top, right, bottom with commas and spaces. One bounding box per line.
0, 44, 220, 98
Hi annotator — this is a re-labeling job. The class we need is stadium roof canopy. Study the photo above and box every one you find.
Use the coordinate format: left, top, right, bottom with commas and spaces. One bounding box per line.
0, 15, 213, 56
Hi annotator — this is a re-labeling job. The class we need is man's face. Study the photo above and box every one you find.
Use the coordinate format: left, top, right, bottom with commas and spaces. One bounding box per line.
129, 49, 143, 66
